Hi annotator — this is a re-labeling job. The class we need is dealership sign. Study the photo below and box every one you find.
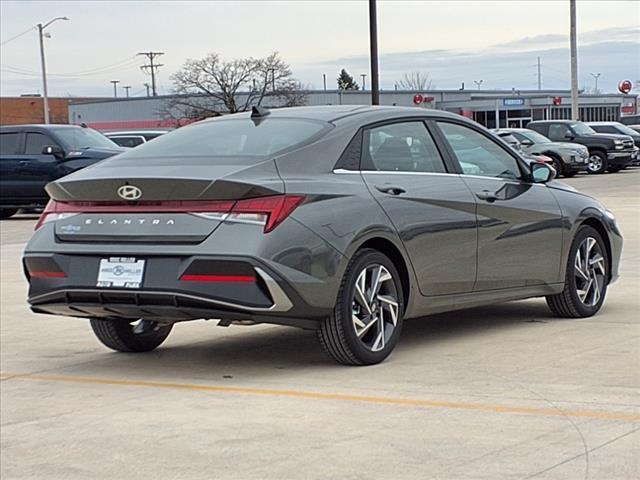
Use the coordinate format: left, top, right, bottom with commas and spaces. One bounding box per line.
503, 98, 525, 106
618, 80, 633, 94
413, 94, 435, 105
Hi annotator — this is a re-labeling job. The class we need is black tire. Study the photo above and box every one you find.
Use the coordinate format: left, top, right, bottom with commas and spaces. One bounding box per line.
563, 171, 577, 178
587, 151, 607, 174
90, 318, 173, 352
547, 154, 564, 177
317, 249, 405, 365
0, 208, 18, 219
546, 226, 609, 318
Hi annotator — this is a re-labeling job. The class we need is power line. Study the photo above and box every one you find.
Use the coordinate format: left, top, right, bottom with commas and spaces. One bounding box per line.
0, 26, 36, 46
0, 57, 138, 78
137, 51, 164, 96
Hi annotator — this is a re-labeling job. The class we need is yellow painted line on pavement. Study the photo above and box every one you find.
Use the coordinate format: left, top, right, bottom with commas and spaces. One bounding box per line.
2, 371, 639, 422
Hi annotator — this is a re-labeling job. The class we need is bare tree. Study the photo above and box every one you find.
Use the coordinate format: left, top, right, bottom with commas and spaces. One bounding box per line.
397, 71, 434, 91
160, 52, 307, 122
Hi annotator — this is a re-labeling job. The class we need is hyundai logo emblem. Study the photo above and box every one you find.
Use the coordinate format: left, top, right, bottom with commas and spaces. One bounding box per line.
117, 185, 142, 200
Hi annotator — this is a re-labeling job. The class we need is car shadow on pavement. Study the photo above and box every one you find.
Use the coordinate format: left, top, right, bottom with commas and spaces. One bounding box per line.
81, 300, 558, 379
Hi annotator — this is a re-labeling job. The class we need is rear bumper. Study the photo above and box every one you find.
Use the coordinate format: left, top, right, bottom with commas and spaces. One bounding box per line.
24, 253, 330, 328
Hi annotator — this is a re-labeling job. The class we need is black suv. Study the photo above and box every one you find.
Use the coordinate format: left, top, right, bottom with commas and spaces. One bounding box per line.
527, 120, 637, 174
0, 125, 124, 218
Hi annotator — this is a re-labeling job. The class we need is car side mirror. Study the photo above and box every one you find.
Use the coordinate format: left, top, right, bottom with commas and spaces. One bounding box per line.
564, 133, 575, 141
520, 139, 533, 146
42, 145, 64, 158
530, 162, 556, 183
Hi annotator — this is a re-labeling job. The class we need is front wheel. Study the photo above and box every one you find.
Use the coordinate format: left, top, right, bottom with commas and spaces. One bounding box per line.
318, 249, 404, 365
546, 226, 609, 318
90, 318, 173, 352
587, 151, 607, 174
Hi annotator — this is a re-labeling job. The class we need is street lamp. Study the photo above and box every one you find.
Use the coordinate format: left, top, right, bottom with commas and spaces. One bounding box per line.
590, 73, 601, 94
38, 16, 69, 124
474, 79, 484, 90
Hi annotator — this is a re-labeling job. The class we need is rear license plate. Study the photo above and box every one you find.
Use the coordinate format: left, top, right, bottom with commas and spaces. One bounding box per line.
97, 257, 145, 288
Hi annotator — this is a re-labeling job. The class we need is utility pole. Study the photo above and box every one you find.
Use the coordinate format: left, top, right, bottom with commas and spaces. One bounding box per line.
474, 79, 484, 90
322, 73, 327, 91
123, 85, 131, 97
137, 51, 164, 96
360, 74, 367, 91
144, 83, 150, 97
110, 80, 120, 97
570, 0, 579, 120
537, 56, 542, 90
37, 16, 69, 124
368, 0, 380, 105
590, 73, 601, 94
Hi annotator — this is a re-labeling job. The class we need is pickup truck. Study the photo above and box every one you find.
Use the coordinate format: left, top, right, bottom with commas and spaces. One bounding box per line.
0, 124, 124, 218
527, 120, 638, 174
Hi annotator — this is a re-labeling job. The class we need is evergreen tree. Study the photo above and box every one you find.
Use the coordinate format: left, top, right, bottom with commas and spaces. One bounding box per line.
337, 69, 359, 90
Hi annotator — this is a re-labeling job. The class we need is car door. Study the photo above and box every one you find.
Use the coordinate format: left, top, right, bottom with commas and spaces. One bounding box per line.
18, 131, 62, 200
361, 120, 477, 296
0, 131, 25, 202
435, 120, 563, 291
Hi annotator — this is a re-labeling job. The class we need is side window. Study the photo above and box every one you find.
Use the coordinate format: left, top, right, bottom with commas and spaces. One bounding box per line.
364, 122, 446, 173
111, 136, 144, 148
0, 132, 21, 155
547, 124, 571, 141
438, 122, 522, 180
596, 126, 616, 134
25, 133, 56, 155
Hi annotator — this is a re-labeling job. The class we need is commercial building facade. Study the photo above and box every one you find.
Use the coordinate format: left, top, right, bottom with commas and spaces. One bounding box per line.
0, 96, 101, 125
66, 89, 638, 131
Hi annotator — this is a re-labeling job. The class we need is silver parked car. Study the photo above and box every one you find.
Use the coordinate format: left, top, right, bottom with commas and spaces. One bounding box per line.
104, 130, 170, 148
494, 128, 589, 177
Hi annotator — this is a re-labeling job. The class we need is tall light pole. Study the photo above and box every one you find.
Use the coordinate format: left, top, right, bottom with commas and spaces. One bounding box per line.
37, 16, 69, 124
474, 79, 484, 90
123, 85, 131, 98
110, 80, 120, 97
590, 73, 601, 94
570, 0, 579, 120
360, 74, 367, 91
368, 0, 380, 105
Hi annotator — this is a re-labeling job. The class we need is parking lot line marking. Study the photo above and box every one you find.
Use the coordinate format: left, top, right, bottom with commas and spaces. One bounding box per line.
2, 371, 639, 422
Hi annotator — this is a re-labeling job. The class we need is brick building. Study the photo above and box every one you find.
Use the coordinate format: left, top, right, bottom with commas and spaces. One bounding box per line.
0, 96, 103, 125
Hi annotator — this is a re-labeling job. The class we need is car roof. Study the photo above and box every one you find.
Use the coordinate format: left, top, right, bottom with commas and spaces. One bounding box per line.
0, 124, 85, 131
105, 130, 170, 135
198, 105, 465, 125
528, 120, 578, 124
585, 122, 621, 126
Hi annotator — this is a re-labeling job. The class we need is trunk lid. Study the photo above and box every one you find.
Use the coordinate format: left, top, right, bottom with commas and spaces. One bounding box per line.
45, 157, 284, 243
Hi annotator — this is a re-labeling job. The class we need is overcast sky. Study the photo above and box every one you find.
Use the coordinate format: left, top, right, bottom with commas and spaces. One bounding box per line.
1, 0, 638, 97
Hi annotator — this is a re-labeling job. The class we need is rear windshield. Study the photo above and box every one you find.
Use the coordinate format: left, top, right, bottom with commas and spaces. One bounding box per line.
115, 118, 328, 162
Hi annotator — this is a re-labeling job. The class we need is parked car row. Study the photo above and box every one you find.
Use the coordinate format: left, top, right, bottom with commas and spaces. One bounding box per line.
493, 120, 639, 176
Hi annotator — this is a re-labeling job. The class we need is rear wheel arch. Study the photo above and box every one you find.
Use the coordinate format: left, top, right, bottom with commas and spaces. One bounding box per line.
355, 237, 412, 309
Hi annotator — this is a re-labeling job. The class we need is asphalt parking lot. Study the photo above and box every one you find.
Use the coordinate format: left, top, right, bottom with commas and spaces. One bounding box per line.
1, 170, 639, 479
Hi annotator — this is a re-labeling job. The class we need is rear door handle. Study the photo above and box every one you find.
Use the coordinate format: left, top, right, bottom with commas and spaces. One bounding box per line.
375, 185, 406, 196
19, 160, 30, 166
475, 190, 498, 202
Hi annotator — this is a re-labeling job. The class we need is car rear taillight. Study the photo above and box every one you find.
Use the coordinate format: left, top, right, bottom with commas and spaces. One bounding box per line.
230, 195, 305, 233
35, 195, 304, 233
34, 200, 79, 231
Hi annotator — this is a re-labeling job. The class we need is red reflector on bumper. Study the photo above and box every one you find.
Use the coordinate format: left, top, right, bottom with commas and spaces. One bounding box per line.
29, 271, 67, 278
179, 274, 256, 283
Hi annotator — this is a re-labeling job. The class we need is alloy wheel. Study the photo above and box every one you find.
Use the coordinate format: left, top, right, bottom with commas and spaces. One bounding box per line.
351, 264, 399, 352
588, 155, 603, 173
574, 236, 606, 307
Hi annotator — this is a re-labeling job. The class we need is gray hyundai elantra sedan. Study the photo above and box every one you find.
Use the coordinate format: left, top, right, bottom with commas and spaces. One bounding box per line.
23, 105, 622, 365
